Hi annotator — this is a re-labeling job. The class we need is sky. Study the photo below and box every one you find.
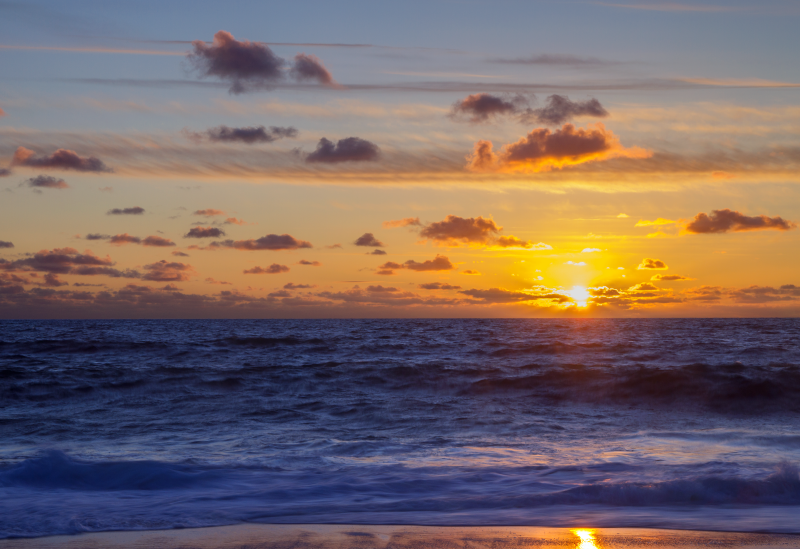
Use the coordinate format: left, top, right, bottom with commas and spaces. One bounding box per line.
1, 0, 799, 318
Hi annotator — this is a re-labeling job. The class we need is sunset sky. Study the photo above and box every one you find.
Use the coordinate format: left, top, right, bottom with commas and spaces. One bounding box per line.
1, 0, 799, 318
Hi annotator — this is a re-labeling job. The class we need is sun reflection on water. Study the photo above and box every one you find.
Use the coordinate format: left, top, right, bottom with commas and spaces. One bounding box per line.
573, 529, 599, 549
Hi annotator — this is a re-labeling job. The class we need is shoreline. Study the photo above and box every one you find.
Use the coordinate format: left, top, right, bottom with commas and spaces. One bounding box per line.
2, 524, 799, 549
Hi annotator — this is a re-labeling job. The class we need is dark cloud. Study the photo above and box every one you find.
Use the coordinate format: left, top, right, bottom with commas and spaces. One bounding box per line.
638, 258, 668, 270
108, 207, 145, 215
202, 125, 299, 144
188, 30, 286, 94
24, 175, 69, 189
185, 227, 226, 238
354, 232, 384, 247
369, 249, 387, 255
172, 251, 190, 257
42, 273, 68, 287
684, 209, 796, 234
291, 53, 337, 86
193, 209, 225, 217
85, 234, 109, 240
306, 137, 380, 163
12, 147, 112, 173
298, 259, 322, 266
71, 266, 140, 278
4, 247, 113, 274
0, 168, 11, 177
379, 255, 455, 275
284, 283, 315, 289
109, 234, 141, 245
0, 241, 14, 249
449, 93, 527, 123
419, 282, 462, 290
243, 264, 290, 274
142, 236, 176, 247
494, 235, 535, 248
459, 287, 571, 304
141, 260, 195, 282
419, 215, 501, 246
209, 234, 312, 251
521, 95, 609, 126
728, 285, 800, 304
383, 217, 421, 228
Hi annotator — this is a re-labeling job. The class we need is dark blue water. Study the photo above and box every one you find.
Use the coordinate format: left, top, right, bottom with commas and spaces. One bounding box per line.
1, 319, 800, 538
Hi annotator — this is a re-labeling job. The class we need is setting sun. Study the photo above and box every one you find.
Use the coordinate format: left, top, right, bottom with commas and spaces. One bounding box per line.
573, 529, 599, 549
568, 286, 591, 307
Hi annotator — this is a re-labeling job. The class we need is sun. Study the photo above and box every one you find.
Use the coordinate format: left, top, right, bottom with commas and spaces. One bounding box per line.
568, 285, 590, 307
573, 529, 599, 549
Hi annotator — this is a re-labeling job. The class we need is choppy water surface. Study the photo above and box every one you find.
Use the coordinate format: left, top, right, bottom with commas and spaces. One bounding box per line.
1, 319, 799, 538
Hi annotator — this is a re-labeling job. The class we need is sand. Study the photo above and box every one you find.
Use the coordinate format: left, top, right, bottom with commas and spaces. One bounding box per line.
1, 525, 799, 549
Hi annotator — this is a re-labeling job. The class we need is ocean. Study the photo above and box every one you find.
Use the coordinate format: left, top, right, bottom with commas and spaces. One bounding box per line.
1, 319, 799, 539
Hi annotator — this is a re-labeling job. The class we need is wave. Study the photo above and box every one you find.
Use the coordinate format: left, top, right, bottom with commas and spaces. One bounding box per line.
2, 453, 800, 538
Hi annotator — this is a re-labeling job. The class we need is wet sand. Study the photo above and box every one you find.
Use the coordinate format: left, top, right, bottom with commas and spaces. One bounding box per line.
1, 525, 798, 549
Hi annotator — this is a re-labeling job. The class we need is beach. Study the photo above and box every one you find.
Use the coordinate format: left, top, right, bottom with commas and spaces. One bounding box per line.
2, 525, 800, 549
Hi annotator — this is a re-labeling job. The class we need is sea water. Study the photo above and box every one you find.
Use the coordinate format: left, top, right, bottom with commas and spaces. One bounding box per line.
1, 319, 799, 538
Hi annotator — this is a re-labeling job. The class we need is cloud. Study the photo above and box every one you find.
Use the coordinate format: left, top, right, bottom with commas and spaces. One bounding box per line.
108, 233, 141, 245
12, 147, 112, 172
369, 249, 387, 255
383, 217, 421, 228
0, 168, 11, 177
467, 123, 650, 173
490, 54, 612, 67
188, 31, 286, 94
494, 235, 539, 249
629, 282, 659, 291
0, 241, 13, 249
209, 234, 312, 251
354, 232, 384, 247
306, 137, 380, 163
449, 93, 527, 123
205, 278, 232, 285
419, 215, 500, 246
0, 107, 4, 116
461, 270, 481, 275
224, 217, 248, 225
85, 234, 175, 247
459, 287, 571, 304
727, 284, 800, 304
651, 274, 693, 281
199, 125, 298, 144
108, 207, 145, 215
0, 248, 119, 274
24, 175, 69, 189
378, 254, 455, 275
185, 227, 226, 238
291, 53, 337, 87
142, 260, 195, 282
284, 282, 316, 289
172, 251, 190, 257
638, 258, 668, 270
298, 259, 322, 266
635, 217, 675, 227
581, 248, 601, 253
684, 209, 796, 234
193, 209, 225, 217
565, 260, 587, 266
243, 264, 290, 274
419, 282, 462, 290
142, 236, 176, 247
521, 95, 609, 126
187, 31, 337, 94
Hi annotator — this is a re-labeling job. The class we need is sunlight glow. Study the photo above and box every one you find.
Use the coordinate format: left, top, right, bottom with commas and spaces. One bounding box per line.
568, 285, 590, 307
573, 529, 599, 549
